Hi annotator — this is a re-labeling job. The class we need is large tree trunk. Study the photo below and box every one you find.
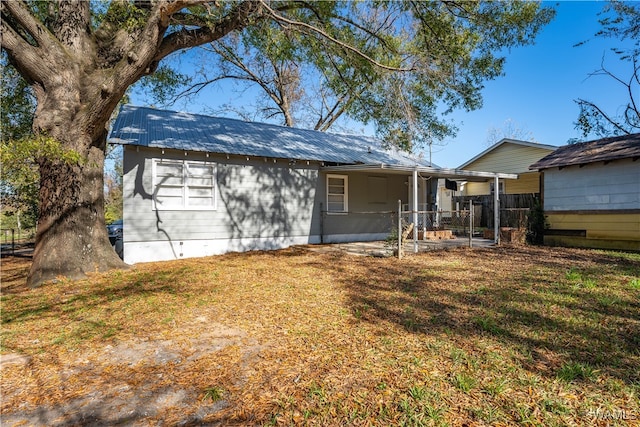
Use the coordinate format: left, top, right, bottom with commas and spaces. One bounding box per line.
27, 103, 128, 287
2, 0, 268, 288
28, 147, 127, 287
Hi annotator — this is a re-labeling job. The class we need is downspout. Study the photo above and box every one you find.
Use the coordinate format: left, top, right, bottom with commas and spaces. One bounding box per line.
413, 168, 419, 253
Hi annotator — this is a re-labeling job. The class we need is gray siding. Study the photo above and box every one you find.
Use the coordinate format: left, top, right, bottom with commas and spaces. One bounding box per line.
123, 146, 322, 244
321, 172, 408, 238
543, 158, 640, 211
123, 147, 414, 261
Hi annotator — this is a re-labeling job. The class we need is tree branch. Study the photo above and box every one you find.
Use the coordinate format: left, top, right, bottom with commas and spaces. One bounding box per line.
626, 57, 640, 119
154, 1, 265, 64
577, 98, 631, 135
316, 93, 351, 131
53, 1, 92, 55
204, 41, 292, 121
0, 12, 54, 85
331, 10, 399, 52
261, 1, 412, 72
1, 0, 55, 50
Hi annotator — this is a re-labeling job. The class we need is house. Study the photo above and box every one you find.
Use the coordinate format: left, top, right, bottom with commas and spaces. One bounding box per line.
109, 105, 517, 264
530, 134, 640, 251
445, 138, 558, 229
456, 138, 557, 196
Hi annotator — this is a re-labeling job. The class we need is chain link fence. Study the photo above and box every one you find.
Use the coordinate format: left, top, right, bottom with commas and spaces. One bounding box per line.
400, 209, 475, 238
319, 202, 502, 258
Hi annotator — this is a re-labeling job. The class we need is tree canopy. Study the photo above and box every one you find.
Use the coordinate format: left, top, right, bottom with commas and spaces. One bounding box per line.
1, 55, 38, 224
1, 0, 554, 286
141, 1, 557, 150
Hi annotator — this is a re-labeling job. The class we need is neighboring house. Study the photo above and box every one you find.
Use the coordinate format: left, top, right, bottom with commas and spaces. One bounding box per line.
109, 105, 516, 264
530, 134, 640, 251
443, 138, 558, 228
457, 138, 558, 196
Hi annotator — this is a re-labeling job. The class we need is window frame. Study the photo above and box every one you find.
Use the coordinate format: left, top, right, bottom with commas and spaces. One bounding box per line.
152, 158, 217, 211
490, 180, 505, 195
326, 174, 348, 214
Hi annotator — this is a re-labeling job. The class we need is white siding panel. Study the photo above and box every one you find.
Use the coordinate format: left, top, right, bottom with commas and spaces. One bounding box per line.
123, 235, 322, 264
544, 159, 640, 211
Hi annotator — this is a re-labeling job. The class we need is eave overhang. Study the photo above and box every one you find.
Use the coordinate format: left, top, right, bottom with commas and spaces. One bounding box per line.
321, 164, 518, 182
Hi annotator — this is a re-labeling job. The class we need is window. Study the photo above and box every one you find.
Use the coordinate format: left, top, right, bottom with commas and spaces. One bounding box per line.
490, 180, 505, 195
153, 159, 216, 210
327, 174, 348, 213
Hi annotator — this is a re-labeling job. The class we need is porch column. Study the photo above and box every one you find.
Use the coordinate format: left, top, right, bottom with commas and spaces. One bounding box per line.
413, 168, 418, 253
494, 175, 500, 245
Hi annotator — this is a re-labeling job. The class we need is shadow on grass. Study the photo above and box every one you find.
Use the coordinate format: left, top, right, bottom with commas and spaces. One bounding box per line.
0, 265, 192, 355
313, 245, 640, 385
3, 268, 183, 320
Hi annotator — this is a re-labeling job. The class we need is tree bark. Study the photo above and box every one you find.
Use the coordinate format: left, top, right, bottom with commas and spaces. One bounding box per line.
26, 74, 129, 287
26, 94, 128, 287
28, 140, 128, 287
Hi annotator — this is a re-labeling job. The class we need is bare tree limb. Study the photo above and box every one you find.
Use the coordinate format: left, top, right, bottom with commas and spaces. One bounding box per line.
626, 57, 640, 119
577, 98, 631, 135
316, 93, 351, 131
579, 54, 640, 136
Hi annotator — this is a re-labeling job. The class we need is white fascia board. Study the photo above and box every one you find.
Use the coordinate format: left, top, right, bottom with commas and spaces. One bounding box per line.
320, 164, 518, 180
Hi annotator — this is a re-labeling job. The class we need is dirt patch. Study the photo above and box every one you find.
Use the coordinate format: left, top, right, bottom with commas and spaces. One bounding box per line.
2, 318, 264, 426
0, 353, 31, 367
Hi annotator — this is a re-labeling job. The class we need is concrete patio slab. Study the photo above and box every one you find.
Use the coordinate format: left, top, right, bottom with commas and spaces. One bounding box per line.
302, 237, 495, 257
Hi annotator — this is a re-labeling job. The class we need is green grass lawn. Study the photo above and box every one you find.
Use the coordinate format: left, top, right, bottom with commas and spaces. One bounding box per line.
1, 245, 639, 425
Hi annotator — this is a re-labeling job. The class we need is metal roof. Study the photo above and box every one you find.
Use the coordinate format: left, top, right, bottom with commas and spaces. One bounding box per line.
530, 133, 640, 170
109, 105, 434, 167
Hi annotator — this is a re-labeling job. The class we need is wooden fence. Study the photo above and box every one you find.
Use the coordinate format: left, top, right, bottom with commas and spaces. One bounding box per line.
452, 193, 539, 228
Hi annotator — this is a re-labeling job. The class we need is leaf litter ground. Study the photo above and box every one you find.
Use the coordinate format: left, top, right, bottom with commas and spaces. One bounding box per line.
1, 245, 639, 426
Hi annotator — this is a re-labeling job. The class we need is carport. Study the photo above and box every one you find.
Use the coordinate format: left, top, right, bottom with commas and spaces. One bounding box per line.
321, 164, 518, 252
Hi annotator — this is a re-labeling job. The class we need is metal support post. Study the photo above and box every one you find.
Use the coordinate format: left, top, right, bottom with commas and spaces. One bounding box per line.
397, 199, 402, 259
413, 169, 418, 253
469, 200, 473, 248
494, 175, 500, 245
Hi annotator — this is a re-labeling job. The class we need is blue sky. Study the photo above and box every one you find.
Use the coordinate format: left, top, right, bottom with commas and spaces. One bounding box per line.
132, 1, 633, 168
434, 1, 634, 167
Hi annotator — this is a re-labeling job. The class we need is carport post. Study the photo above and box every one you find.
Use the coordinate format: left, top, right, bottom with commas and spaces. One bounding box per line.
413, 168, 418, 253
398, 199, 402, 259
494, 175, 500, 245
469, 200, 473, 248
